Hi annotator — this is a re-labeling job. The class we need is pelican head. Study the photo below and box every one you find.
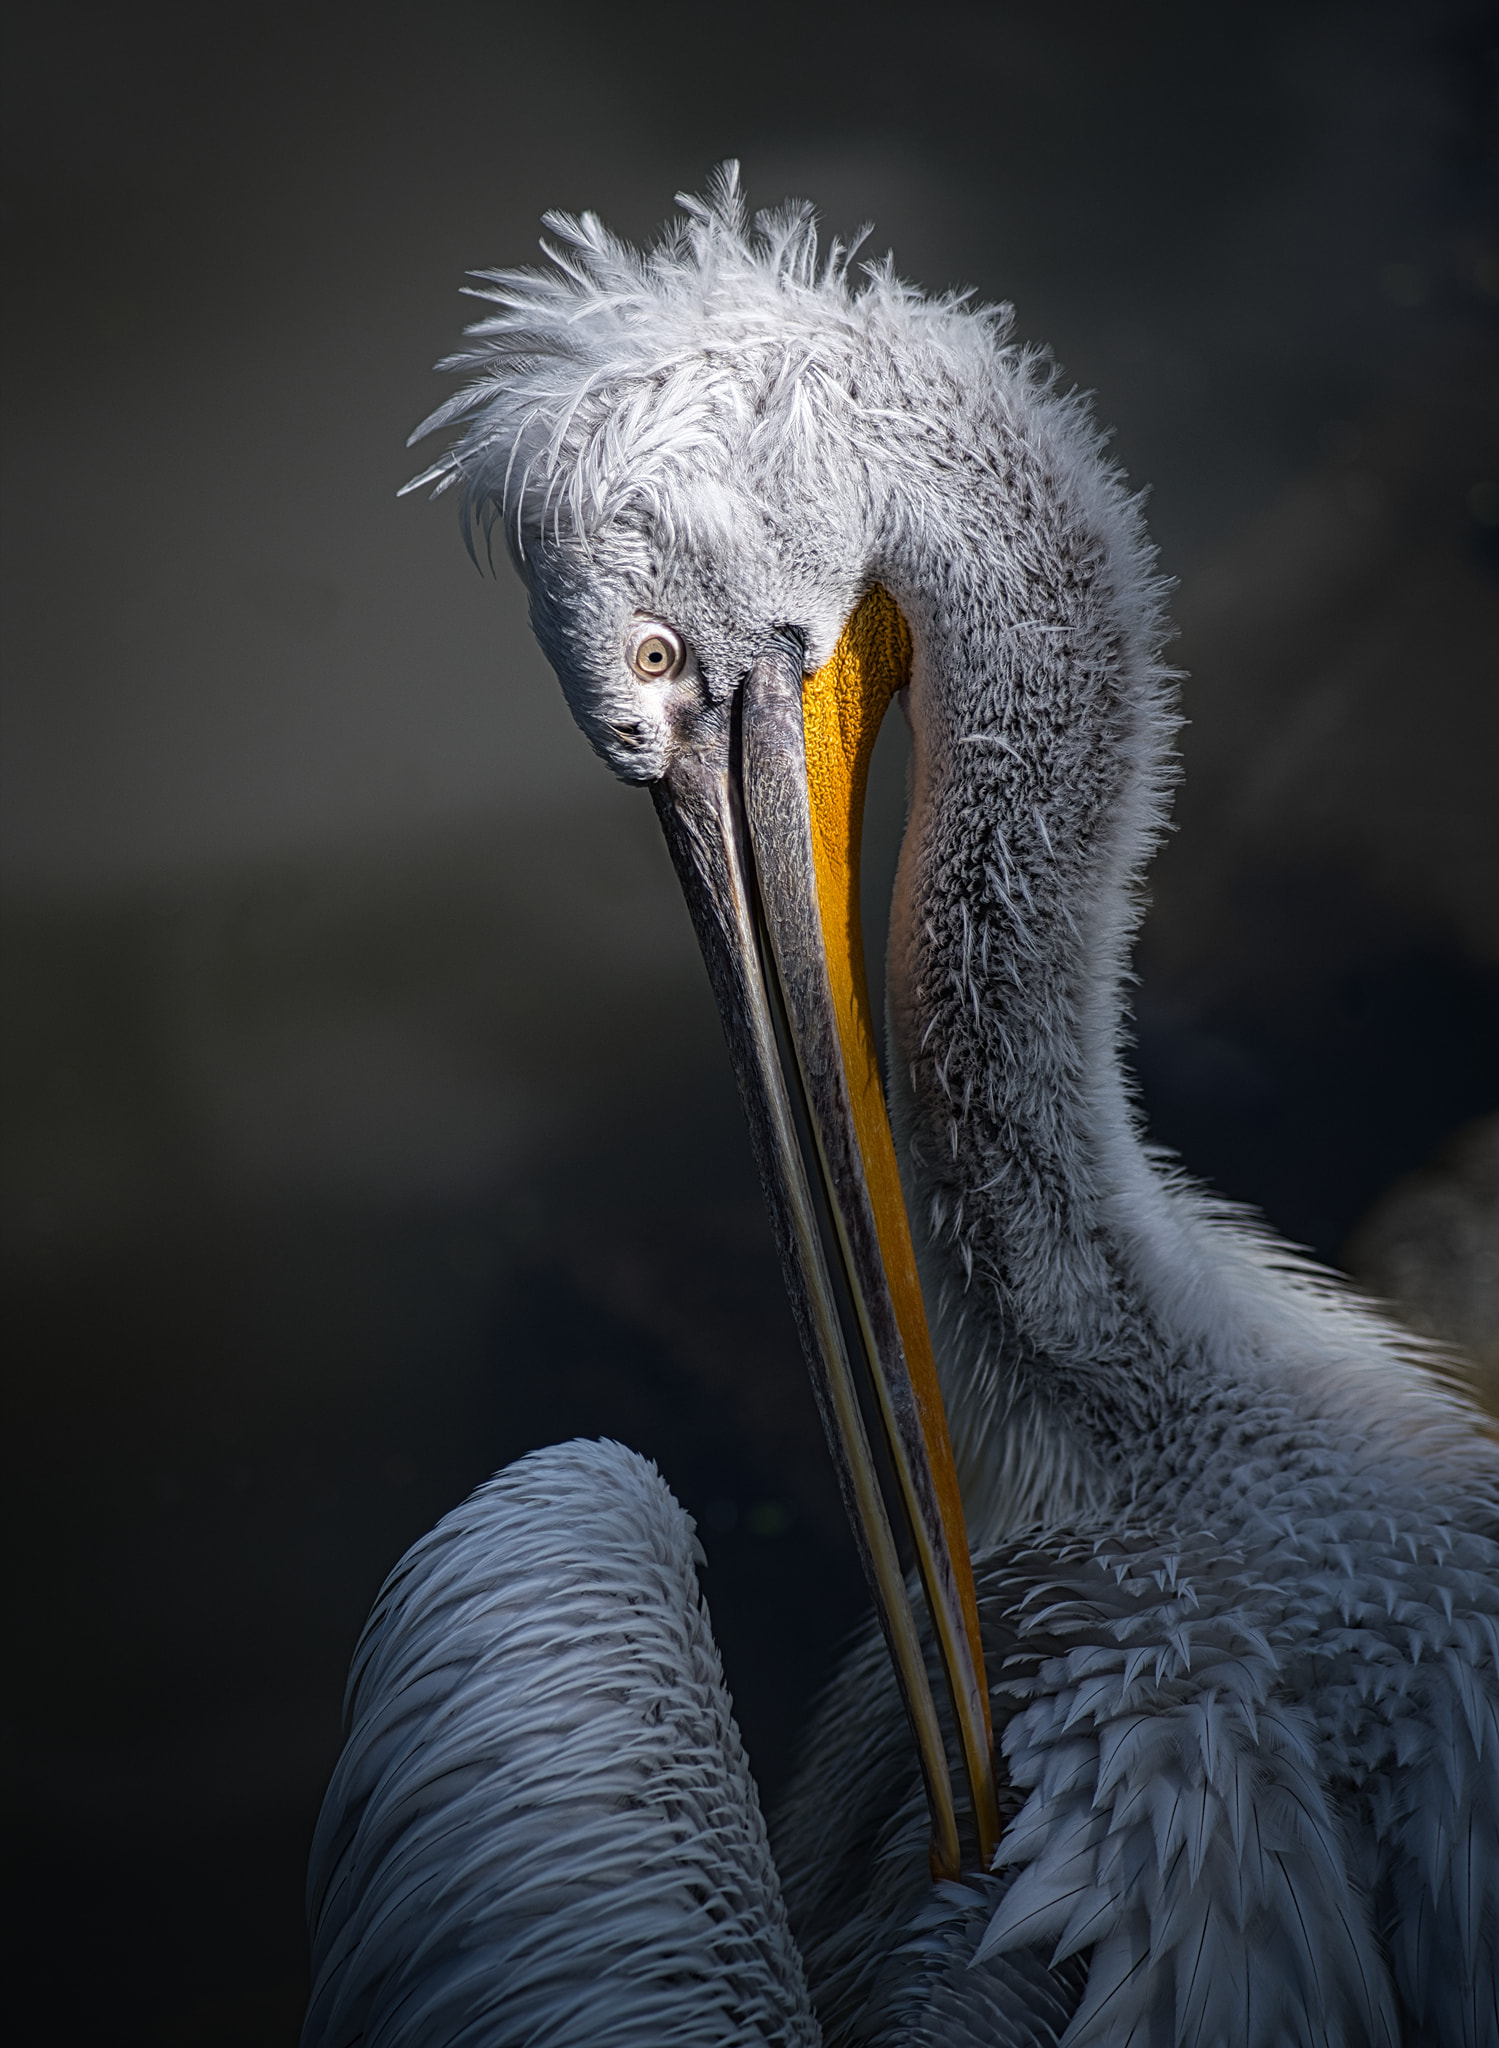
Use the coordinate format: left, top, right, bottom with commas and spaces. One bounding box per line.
413, 185, 913, 783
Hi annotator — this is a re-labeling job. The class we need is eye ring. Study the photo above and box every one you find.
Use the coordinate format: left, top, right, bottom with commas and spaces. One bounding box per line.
626, 619, 686, 683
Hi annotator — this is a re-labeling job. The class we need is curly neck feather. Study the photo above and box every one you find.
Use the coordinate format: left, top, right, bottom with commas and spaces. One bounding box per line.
872, 401, 1443, 1545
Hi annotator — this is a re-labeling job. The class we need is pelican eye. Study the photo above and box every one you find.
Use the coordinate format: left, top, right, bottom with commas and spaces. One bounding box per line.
626, 621, 686, 682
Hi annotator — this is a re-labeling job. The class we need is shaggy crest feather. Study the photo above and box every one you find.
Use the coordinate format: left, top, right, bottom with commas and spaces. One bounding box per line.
403, 161, 1018, 570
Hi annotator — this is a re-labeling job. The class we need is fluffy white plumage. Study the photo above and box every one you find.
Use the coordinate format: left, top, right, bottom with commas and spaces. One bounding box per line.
308, 169, 1499, 2045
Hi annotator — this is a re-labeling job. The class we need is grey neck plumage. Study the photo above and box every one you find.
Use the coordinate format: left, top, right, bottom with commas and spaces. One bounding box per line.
869, 403, 1429, 1547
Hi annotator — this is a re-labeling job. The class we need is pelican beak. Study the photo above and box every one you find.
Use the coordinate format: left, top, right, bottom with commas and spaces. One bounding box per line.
651, 589, 1000, 1879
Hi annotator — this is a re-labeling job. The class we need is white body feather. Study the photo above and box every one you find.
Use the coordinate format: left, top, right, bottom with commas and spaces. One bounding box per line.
304, 1441, 817, 2046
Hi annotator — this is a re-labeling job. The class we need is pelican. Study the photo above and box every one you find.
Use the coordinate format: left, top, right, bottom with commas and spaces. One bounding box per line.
304, 171, 1499, 2046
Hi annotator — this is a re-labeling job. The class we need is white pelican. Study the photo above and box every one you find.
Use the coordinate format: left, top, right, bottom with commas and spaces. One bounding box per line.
304, 170, 1499, 2046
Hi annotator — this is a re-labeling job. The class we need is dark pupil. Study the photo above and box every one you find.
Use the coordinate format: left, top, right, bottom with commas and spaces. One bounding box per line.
646, 644, 663, 665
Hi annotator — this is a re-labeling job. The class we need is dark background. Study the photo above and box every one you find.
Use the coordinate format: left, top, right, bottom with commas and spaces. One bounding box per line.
3, 3, 1496, 2040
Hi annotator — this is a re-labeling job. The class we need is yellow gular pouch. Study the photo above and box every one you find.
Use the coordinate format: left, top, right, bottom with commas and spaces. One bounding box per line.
801, 586, 997, 1827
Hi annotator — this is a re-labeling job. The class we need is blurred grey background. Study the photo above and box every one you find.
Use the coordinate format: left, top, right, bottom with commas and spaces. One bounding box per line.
3, 2, 1496, 2040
